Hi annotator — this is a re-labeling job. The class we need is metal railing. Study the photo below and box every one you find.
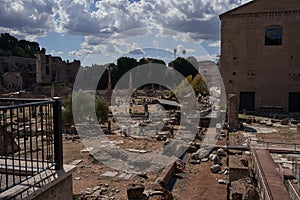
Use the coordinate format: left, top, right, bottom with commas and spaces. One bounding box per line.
0, 97, 63, 194
258, 140, 300, 152
287, 180, 300, 200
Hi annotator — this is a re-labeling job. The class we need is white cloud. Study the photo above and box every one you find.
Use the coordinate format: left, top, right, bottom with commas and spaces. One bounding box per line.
0, 0, 243, 63
208, 41, 221, 47
50, 50, 63, 55
0, 0, 57, 38
196, 53, 218, 62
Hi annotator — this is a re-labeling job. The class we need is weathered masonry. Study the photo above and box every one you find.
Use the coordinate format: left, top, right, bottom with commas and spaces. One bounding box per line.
220, 0, 300, 113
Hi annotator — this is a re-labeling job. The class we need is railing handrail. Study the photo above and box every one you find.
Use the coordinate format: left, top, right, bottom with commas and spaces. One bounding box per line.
260, 141, 300, 146
287, 180, 300, 200
0, 98, 52, 102
0, 97, 63, 195
0, 99, 55, 110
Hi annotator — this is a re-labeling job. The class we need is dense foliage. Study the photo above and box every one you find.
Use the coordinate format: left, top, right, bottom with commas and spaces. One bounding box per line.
78, 56, 208, 94
0, 33, 45, 57
173, 74, 208, 98
76, 57, 166, 90
62, 92, 109, 125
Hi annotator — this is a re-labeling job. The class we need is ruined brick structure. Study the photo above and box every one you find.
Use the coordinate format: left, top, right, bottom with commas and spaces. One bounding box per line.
36, 54, 80, 83
220, 0, 300, 112
0, 54, 80, 91
0, 56, 36, 89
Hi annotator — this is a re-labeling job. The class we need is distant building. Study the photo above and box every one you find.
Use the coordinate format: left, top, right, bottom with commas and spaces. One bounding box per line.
3, 72, 23, 90
36, 54, 80, 83
220, 0, 300, 112
0, 56, 36, 90
197, 61, 222, 88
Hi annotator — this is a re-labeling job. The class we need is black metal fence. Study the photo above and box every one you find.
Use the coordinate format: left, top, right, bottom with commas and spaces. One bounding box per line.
0, 98, 63, 193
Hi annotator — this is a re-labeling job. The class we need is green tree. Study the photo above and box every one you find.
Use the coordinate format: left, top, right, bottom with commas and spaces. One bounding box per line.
62, 92, 109, 125
173, 74, 208, 99
191, 74, 209, 96
62, 95, 73, 125
174, 75, 193, 98
170, 57, 199, 78
95, 98, 109, 123
0, 33, 46, 57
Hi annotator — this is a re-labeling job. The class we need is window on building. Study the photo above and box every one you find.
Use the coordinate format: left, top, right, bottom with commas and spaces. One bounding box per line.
46, 66, 49, 75
265, 25, 282, 46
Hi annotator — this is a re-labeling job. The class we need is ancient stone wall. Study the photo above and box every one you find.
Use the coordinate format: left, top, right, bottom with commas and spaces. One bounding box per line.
220, 0, 300, 112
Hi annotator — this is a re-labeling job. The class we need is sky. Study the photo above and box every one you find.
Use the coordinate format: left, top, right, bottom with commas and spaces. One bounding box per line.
0, 0, 252, 66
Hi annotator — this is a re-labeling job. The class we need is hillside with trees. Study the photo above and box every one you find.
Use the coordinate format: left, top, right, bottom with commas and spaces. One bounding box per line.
0, 33, 46, 57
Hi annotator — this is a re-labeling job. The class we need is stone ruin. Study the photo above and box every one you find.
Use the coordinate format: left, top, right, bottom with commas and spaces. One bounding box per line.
228, 94, 238, 131
0, 124, 19, 155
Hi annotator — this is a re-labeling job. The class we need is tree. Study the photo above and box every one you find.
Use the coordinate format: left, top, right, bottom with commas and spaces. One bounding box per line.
173, 74, 208, 99
191, 74, 209, 96
62, 95, 73, 125
0, 33, 46, 57
170, 57, 199, 78
174, 75, 193, 98
95, 98, 109, 123
62, 92, 109, 125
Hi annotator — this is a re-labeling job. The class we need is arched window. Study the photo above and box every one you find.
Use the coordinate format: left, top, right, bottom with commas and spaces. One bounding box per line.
265, 25, 282, 46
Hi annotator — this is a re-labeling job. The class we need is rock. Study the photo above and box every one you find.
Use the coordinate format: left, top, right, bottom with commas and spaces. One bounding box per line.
93, 186, 101, 191
213, 155, 222, 165
188, 145, 197, 153
240, 159, 248, 167
201, 158, 209, 162
209, 153, 216, 161
138, 172, 149, 179
101, 171, 118, 177
217, 148, 226, 157
174, 173, 184, 179
218, 179, 226, 184
192, 148, 211, 160
280, 118, 289, 125
232, 193, 243, 200
127, 184, 145, 199
210, 164, 221, 173
246, 186, 259, 200
293, 179, 298, 184
191, 152, 200, 160
147, 183, 173, 200
190, 159, 200, 164
266, 122, 273, 126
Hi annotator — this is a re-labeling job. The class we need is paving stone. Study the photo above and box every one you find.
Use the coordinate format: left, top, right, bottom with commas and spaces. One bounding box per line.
101, 171, 118, 177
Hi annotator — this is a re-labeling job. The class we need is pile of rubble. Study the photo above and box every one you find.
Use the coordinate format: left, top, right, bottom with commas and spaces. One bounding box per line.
74, 183, 119, 200
190, 146, 228, 183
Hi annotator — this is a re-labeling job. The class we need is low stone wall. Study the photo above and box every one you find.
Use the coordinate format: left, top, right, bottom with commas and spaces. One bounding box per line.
32, 174, 73, 200
0, 165, 76, 200
229, 168, 249, 182
156, 161, 177, 188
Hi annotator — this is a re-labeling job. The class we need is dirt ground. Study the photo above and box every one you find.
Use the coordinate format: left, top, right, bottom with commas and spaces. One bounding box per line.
63, 114, 300, 200
63, 130, 229, 199
170, 138, 228, 200
63, 135, 147, 199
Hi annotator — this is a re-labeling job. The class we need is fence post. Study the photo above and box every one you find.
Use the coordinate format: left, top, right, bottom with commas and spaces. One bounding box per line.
53, 97, 63, 170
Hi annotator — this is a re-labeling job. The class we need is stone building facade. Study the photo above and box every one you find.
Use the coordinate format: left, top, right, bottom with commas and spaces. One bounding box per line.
220, 0, 300, 112
36, 54, 80, 83
0, 56, 36, 89
3, 72, 23, 90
